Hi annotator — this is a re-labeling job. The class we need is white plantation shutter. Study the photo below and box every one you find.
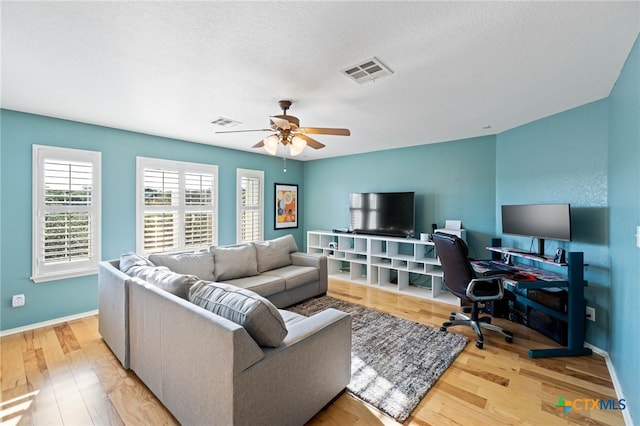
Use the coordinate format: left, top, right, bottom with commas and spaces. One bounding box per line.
237, 169, 264, 243
142, 168, 180, 253
185, 173, 214, 248
32, 145, 101, 282
137, 158, 217, 254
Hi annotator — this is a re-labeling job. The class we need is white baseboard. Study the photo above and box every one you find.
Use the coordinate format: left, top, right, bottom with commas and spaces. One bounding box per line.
584, 343, 633, 426
0, 309, 99, 337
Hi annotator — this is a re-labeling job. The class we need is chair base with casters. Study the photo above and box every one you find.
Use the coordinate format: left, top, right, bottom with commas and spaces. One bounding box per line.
441, 302, 514, 349
432, 232, 514, 350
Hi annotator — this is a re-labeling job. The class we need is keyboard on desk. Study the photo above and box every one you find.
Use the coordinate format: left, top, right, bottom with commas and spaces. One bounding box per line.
475, 260, 515, 275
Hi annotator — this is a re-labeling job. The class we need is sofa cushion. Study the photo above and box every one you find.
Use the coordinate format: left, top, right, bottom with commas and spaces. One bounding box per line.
119, 252, 154, 274
127, 264, 199, 300
149, 251, 215, 282
188, 280, 287, 347
254, 235, 298, 273
263, 265, 319, 290
212, 243, 259, 281
221, 274, 286, 298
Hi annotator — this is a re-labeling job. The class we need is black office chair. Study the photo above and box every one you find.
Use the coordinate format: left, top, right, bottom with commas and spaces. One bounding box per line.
432, 232, 514, 349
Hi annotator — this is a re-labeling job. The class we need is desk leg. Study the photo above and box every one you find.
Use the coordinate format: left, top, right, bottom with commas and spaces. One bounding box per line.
529, 252, 592, 358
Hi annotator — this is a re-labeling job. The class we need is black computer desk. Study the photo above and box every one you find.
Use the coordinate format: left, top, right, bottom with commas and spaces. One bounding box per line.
471, 245, 592, 359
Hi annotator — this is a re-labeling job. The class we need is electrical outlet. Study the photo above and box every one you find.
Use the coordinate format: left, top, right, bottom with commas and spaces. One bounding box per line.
12, 294, 26, 308
585, 306, 595, 322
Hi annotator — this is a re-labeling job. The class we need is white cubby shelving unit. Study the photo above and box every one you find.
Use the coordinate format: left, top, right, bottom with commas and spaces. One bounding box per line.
307, 230, 460, 306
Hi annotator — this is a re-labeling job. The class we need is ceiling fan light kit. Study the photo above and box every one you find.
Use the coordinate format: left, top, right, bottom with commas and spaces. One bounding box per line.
215, 100, 350, 157
263, 134, 280, 155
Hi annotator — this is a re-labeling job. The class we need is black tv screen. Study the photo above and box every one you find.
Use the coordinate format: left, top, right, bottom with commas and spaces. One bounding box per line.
350, 192, 415, 238
501, 204, 572, 242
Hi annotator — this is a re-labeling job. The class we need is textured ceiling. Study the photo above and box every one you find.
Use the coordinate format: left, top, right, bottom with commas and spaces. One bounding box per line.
2, 1, 639, 160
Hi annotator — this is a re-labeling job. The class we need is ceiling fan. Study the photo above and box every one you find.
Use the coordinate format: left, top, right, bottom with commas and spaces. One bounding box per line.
214, 100, 350, 156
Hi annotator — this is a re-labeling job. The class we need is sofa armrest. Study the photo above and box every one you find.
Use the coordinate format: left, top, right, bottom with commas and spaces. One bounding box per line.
290, 252, 328, 293
265, 308, 350, 355
98, 260, 130, 368
234, 308, 352, 426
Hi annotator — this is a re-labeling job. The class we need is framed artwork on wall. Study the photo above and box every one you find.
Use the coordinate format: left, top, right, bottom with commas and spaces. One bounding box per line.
274, 183, 298, 229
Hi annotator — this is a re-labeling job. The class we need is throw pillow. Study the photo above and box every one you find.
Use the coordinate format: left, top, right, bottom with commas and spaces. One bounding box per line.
253, 234, 298, 273
211, 243, 258, 281
127, 264, 199, 300
119, 252, 154, 274
188, 280, 288, 347
149, 251, 215, 282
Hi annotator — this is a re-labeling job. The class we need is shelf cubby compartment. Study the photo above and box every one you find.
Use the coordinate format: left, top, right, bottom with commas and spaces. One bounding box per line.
327, 250, 346, 260
349, 262, 368, 283
346, 252, 368, 264
353, 237, 368, 254
376, 266, 393, 287
415, 242, 436, 262
370, 256, 391, 267
307, 231, 460, 306
369, 238, 387, 256
386, 241, 416, 259
326, 258, 349, 275
408, 261, 425, 274
391, 258, 409, 269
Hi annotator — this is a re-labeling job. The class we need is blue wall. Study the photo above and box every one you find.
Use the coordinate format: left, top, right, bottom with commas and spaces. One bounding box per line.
608, 35, 640, 423
496, 99, 610, 349
0, 110, 304, 331
303, 136, 498, 259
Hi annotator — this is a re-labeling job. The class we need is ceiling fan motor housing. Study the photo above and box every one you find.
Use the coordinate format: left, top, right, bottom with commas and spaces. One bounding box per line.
271, 114, 299, 131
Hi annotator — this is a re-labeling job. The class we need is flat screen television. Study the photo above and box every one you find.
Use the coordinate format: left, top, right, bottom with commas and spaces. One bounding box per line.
501, 203, 571, 256
349, 192, 415, 238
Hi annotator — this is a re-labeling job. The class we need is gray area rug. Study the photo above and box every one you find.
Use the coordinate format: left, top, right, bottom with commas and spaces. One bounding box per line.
288, 296, 469, 422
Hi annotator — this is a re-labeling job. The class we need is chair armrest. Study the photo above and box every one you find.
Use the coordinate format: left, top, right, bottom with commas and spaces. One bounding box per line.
466, 277, 504, 302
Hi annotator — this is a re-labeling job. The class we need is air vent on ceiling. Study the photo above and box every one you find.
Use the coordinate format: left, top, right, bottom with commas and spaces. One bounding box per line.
341, 57, 393, 84
211, 117, 241, 128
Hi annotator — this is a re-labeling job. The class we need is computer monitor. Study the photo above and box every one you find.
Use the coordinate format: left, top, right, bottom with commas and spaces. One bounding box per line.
501, 203, 571, 256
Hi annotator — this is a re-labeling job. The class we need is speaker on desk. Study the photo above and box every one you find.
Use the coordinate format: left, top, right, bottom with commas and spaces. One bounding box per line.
554, 248, 566, 264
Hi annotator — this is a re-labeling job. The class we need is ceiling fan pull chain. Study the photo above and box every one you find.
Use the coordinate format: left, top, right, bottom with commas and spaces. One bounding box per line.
283, 157, 287, 173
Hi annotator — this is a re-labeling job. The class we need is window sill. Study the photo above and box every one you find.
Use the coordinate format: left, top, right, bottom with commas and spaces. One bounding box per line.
31, 268, 98, 283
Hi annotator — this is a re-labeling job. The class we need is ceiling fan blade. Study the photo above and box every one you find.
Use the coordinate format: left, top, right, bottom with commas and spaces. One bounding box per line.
269, 116, 290, 130
252, 141, 265, 148
215, 128, 272, 134
296, 133, 325, 149
299, 127, 350, 136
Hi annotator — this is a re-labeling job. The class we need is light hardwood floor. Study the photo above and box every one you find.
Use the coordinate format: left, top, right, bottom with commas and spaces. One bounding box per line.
1, 278, 624, 425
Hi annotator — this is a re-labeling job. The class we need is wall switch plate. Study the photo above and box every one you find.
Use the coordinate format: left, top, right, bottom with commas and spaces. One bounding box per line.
12, 294, 26, 307
586, 306, 595, 322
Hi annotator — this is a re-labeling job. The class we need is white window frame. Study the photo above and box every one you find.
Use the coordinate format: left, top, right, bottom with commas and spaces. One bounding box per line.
237, 168, 264, 243
32, 145, 102, 283
136, 157, 218, 255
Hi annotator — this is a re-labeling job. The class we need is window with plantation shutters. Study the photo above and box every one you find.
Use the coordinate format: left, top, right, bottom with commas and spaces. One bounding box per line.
137, 158, 217, 255
32, 145, 101, 282
237, 169, 264, 243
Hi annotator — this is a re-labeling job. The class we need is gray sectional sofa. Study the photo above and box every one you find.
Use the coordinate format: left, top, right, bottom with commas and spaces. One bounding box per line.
98, 235, 352, 426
